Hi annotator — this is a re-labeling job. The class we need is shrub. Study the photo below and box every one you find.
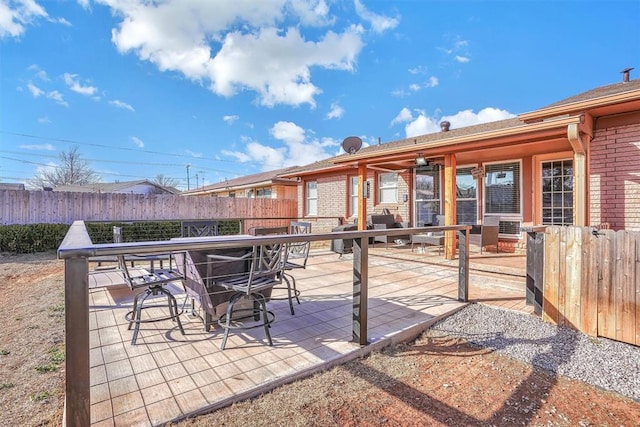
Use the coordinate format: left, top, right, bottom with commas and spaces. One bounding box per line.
0, 224, 69, 253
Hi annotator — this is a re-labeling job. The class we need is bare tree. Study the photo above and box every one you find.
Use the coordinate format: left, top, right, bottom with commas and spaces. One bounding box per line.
152, 174, 179, 189
30, 146, 99, 189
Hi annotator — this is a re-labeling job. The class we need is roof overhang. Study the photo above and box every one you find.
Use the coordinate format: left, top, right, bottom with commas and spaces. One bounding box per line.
519, 89, 640, 122
331, 115, 582, 170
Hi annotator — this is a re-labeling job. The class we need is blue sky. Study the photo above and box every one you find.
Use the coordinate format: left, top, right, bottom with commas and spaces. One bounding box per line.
1, 0, 638, 191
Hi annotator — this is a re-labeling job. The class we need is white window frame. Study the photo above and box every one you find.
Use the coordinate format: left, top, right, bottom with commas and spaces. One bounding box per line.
349, 176, 359, 217
306, 181, 318, 216
483, 159, 523, 237
378, 172, 398, 204
456, 165, 478, 225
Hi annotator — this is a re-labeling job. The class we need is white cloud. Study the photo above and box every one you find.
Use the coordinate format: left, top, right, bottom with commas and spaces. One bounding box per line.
325, 102, 344, 119
401, 107, 516, 138
28, 64, 49, 81
46, 90, 69, 107
390, 107, 413, 126
50, 16, 71, 26
63, 73, 98, 96
354, 0, 399, 34
96, 0, 366, 107
425, 76, 438, 87
0, 0, 47, 39
109, 99, 134, 111
223, 120, 339, 170
408, 65, 428, 75
37, 116, 51, 124
77, 0, 90, 9
27, 82, 44, 97
130, 136, 144, 148
19, 143, 55, 150
440, 36, 471, 64
26, 81, 68, 106
223, 114, 239, 125
185, 149, 203, 158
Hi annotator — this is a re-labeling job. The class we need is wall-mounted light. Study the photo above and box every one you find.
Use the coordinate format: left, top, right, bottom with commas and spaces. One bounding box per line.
415, 154, 429, 167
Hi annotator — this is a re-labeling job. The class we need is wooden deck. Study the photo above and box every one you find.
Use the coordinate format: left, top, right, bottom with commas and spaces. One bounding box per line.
88, 247, 531, 426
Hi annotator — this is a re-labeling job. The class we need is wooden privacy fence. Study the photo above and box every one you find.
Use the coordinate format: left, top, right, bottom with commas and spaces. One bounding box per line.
543, 226, 639, 346
0, 190, 297, 226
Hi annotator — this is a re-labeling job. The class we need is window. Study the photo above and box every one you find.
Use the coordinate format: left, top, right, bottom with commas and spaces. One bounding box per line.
378, 172, 398, 203
541, 159, 574, 226
349, 176, 359, 216
456, 166, 477, 225
256, 188, 272, 198
228, 192, 235, 198
306, 181, 318, 216
415, 167, 440, 226
484, 161, 521, 235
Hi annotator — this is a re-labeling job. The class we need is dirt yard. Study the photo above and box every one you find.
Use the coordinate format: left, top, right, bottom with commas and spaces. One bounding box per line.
2, 252, 639, 426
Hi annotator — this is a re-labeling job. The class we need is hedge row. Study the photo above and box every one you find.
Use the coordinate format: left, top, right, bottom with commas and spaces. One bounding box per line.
1, 220, 243, 253
0, 224, 70, 253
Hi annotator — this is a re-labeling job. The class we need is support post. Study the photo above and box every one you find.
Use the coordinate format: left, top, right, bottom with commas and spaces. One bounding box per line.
525, 230, 545, 315
457, 229, 469, 301
64, 257, 90, 427
352, 237, 369, 345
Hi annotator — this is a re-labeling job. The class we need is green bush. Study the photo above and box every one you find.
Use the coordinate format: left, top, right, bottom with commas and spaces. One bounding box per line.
0, 224, 69, 253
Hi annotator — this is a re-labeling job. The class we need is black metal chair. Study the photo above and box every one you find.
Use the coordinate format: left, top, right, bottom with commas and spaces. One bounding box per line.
212, 242, 287, 350
252, 226, 301, 315
117, 254, 185, 345
411, 215, 445, 254
280, 221, 312, 314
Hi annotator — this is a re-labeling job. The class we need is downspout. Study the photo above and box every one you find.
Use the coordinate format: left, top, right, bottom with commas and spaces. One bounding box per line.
567, 113, 593, 227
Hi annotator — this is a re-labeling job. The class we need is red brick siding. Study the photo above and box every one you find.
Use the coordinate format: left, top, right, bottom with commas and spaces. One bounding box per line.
590, 122, 640, 231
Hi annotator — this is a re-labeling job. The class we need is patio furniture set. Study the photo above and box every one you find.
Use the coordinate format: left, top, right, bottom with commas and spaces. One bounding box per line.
112, 221, 312, 349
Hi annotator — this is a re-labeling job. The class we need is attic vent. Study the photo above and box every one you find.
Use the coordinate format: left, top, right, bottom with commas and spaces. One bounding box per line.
440, 121, 451, 132
621, 67, 633, 83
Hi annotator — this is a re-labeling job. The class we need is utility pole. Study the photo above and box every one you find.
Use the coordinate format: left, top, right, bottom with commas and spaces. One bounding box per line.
186, 164, 191, 190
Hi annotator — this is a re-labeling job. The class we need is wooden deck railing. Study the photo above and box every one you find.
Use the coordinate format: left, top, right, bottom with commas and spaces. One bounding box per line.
58, 220, 472, 426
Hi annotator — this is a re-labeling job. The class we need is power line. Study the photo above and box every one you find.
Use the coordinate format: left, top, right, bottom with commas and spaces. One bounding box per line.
0, 130, 257, 168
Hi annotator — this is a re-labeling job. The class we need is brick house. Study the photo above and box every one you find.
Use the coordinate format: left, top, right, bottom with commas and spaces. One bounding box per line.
280, 76, 640, 256
182, 166, 299, 200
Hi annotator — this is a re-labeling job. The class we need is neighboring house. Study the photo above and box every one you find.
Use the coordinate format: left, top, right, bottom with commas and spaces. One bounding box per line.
182, 166, 299, 200
281, 75, 640, 254
53, 180, 179, 195
0, 183, 25, 190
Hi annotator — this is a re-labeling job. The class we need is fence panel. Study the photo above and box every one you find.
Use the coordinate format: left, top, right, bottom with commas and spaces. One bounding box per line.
0, 190, 297, 225
543, 226, 638, 346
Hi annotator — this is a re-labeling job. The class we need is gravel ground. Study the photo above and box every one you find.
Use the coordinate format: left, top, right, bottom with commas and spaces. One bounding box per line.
431, 303, 640, 402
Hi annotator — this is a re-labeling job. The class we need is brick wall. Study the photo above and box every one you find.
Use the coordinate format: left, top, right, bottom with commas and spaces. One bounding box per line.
590, 121, 640, 231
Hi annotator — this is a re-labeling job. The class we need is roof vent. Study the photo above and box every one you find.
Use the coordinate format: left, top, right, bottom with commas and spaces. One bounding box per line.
621, 67, 634, 83
440, 121, 451, 132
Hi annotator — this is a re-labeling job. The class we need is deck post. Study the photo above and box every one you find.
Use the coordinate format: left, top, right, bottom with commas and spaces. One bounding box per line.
64, 256, 90, 427
525, 228, 545, 315
457, 229, 469, 301
352, 236, 369, 345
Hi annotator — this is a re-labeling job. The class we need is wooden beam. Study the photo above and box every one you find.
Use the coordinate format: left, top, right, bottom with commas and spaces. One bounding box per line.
357, 164, 368, 231
443, 154, 457, 260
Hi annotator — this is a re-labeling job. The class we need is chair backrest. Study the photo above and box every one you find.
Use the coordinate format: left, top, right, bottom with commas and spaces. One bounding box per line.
436, 215, 445, 226
288, 222, 311, 268
181, 220, 220, 237
252, 226, 288, 236
113, 226, 122, 243
173, 251, 217, 316
481, 216, 500, 246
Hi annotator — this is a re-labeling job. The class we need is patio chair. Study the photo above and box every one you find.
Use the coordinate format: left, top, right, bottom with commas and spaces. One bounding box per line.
117, 254, 185, 345
470, 216, 501, 253
411, 215, 445, 254
252, 226, 300, 315
213, 242, 287, 350
280, 221, 312, 314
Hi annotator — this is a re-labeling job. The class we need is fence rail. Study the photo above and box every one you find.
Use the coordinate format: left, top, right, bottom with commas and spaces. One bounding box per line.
543, 226, 639, 346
